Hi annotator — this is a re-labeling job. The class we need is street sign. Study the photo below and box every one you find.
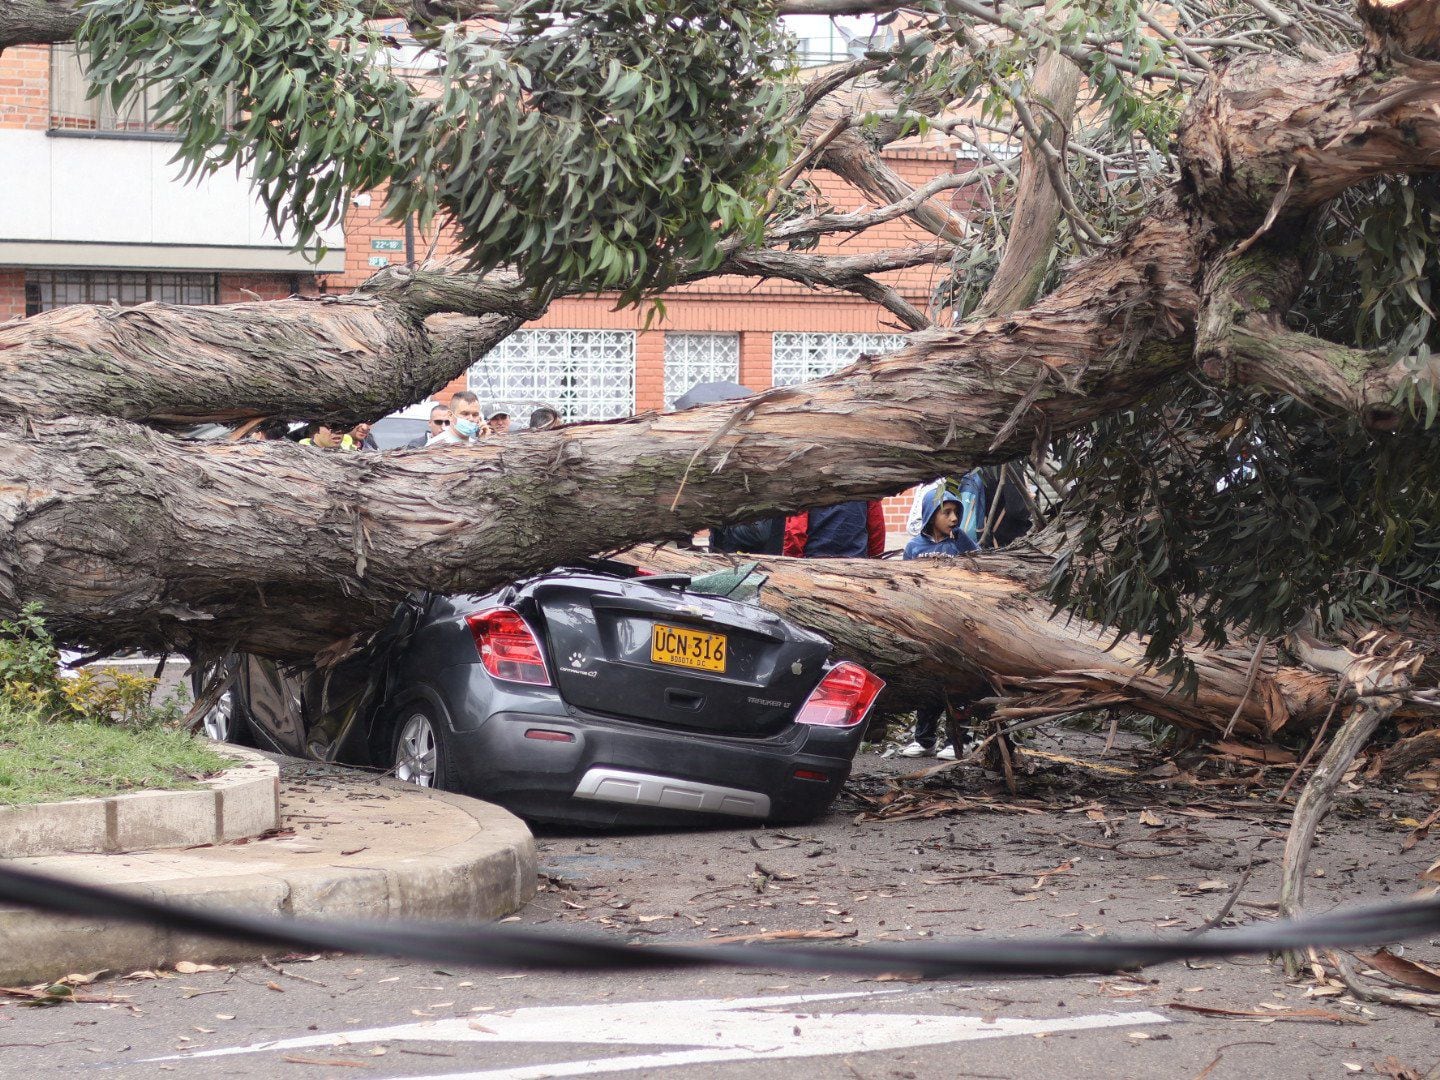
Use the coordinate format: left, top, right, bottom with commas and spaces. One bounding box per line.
371, 239, 404, 251
367, 255, 391, 268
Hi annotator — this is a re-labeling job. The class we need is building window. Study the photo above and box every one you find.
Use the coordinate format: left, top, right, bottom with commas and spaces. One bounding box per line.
48, 45, 181, 136
664, 333, 740, 408
25, 270, 218, 313
770, 332, 908, 386
469, 330, 635, 422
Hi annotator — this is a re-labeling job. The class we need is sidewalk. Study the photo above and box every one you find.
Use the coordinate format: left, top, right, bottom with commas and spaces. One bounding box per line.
0, 759, 536, 985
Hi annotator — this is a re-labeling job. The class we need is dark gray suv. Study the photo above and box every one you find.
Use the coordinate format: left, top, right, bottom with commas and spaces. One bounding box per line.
203, 562, 883, 827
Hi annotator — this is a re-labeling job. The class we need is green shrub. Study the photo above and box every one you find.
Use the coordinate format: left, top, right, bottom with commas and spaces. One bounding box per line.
0, 603, 185, 730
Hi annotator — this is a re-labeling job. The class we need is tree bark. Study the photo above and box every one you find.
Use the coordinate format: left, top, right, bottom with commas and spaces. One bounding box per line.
1194, 247, 1429, 430
0, 271, 532, 426
973, 47, 1082, 319
1178, 51, 1440, 238
629, 549, 1340, 737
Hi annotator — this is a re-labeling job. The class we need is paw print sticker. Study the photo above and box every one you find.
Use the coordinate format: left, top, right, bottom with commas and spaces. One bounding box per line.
568, 652, 587, 668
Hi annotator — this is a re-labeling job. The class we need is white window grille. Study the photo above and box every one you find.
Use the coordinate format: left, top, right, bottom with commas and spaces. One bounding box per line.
664, 333, 740, 408
770, 332, 908, 386
467, 330, 635, 423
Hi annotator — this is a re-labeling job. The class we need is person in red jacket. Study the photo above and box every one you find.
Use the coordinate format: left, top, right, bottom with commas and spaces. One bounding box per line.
783, 501, 887, 558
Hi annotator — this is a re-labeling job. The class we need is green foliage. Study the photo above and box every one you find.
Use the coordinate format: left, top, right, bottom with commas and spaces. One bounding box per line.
1048, 380, 1440, 690
0, 604, 64, 699
78, 0, 793, 304
0, 603, 184, 730
1296, 175, 1440, 422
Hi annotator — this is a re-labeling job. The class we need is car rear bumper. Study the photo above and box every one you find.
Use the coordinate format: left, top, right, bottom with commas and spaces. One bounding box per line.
442, 709, 863, 827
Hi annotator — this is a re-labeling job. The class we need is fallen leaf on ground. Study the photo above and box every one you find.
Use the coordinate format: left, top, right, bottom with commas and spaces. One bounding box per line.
1165, 1002, 1359, 1024
1138, 810, 1165, 827
56, 971, 106, 986
1359, 949, 1440, 993
281, 1055, 370, 1068
174, 962, 219, 975
1375, 1054, 1426, 1080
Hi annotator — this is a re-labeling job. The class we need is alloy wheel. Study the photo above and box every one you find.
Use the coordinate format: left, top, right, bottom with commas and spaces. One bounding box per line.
202, 688, 234, 742
395, 713, 438, 787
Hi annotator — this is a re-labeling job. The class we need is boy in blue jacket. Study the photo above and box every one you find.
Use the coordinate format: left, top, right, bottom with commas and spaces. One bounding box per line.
903, 485, 979, 560
900, 484, 978, 756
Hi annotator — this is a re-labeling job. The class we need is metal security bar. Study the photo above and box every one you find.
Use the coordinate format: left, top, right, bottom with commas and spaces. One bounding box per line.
24, 270, 218, 315
48, 45, 180, 136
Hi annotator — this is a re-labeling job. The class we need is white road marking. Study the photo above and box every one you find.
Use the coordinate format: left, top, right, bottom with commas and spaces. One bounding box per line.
153, 988, 1167, 1076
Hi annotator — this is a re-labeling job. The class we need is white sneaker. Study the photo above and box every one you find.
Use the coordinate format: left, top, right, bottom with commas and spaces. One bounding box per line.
936, 744, 957, 761
899, 741, 933, 757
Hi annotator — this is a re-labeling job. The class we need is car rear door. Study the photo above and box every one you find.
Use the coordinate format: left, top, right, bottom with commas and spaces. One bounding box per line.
531, 577, 829, 737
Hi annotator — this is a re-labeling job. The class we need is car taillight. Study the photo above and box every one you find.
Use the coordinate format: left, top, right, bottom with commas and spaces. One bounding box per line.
466, 608, 551, 686
794, 662, 885, 728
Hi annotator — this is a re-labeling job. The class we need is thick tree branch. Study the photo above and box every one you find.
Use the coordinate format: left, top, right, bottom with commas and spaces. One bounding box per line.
0, 201, 1203, 657
1196, 247, 1436, 429
720, 244, 955, 328
631, 549, 1341, 735
819, 134, 972, 242
1358, 0, 1440, 59
974, 47, 1082, 317
1178, 52, 1440, 237
0, 267, 540, 426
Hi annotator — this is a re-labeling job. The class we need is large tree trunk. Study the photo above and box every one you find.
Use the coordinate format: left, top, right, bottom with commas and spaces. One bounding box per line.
631, 549, 1339, 738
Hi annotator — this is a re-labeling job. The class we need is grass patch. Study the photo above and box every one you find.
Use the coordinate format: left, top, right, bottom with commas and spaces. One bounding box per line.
0, 700, 233, 807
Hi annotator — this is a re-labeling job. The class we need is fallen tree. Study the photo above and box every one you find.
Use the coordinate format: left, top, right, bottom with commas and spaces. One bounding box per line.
0, 0, 1437, 801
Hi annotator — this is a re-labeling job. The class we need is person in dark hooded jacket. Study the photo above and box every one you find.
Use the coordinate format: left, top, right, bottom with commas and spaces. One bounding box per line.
900, 484, 978, 756
903, 484, 979, 560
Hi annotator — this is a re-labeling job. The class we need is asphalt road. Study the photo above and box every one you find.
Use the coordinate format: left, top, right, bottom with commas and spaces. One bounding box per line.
2, 732, 1438, 1079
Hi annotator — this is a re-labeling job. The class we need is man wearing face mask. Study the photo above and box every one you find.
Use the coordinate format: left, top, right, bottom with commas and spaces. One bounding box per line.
427, 391, 489, 447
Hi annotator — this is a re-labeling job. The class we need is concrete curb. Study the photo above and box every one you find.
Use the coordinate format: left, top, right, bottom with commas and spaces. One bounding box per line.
0, 780, 536, 984
0, 745, 279, 858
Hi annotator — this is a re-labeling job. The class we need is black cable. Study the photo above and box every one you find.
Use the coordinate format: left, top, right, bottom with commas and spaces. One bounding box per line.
1, 862, 1437, 979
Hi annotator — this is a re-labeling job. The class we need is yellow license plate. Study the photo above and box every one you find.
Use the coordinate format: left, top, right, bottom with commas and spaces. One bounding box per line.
650, 624, 727, 673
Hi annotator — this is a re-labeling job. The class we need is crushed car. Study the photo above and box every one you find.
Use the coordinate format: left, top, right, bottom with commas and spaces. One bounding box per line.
199, 560, 883, 827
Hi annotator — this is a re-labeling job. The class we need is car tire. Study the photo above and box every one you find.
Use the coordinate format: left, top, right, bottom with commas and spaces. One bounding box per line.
193, 665, 251, 745
392, 705, 453, 791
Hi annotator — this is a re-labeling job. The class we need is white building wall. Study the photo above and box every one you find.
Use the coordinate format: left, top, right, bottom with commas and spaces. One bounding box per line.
0, 129, 343, 271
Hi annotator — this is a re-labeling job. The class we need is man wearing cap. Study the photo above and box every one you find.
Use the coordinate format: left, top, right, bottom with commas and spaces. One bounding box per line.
485, 404, 511, 435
